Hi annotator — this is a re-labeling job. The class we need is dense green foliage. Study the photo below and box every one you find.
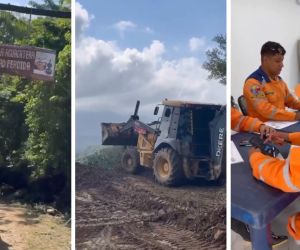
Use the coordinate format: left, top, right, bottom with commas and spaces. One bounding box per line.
0, 5, 70, 211
77, 146, 124, 169
203, 34, 226, 85
29, 0, 71, 11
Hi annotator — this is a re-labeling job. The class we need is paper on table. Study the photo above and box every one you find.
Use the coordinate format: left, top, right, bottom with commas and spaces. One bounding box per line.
264, 121, 298, 130
231, 140, 244, 164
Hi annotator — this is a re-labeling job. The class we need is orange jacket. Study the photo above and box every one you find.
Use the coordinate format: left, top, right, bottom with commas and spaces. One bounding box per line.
250, 145, 300, 193
286, 142, 300, 244
288, 213, 300, 245
289, 132, 300, 145
249, 132, 300, 243
231, 107, 263, 132
249, 132, 300, 192
243, 67, 300, 122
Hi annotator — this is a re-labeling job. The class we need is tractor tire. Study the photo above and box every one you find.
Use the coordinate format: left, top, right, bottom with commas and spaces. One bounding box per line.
214, 172, 226, 186
121, 148, 140, 174
153, 147, 183, 186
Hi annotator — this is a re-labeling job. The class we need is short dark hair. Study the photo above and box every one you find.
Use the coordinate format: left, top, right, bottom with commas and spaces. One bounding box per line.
261, 41, 286, 56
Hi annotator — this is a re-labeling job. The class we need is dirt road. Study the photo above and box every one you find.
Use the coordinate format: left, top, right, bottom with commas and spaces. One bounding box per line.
0, 202, 70, 250
76, 163, 226, 249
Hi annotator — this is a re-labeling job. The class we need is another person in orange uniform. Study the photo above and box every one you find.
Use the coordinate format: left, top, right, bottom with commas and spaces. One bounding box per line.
231, 97, 274, 135
249, 131, 300, 245
232, 106, 266, 134
243, 41, 300, 122
231, 98, 288, 246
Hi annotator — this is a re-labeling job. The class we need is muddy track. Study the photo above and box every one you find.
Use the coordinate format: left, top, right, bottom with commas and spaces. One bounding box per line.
76, 163, 226, 249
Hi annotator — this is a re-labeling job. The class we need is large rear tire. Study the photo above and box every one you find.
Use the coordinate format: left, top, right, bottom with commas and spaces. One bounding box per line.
121, 148, 140, 174
153, 147, 183, 186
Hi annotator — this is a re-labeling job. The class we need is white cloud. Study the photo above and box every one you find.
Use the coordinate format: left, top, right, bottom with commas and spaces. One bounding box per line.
189, 37, 206, 52
75, 2, 93, 40
113, 20, 137, 36
76, 38, 225, 118
145, 27, 154, 34
75, 4, 226, 151
173, 46, 179, 52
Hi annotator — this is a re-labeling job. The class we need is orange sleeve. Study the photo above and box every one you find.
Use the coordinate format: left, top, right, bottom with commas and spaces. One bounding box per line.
288, 132, 300, 146
231, 107, 263, 133
249, 150, 300, 193
244, 79, 296, 121
287, 213, 300, 244
284, 83, 300, 110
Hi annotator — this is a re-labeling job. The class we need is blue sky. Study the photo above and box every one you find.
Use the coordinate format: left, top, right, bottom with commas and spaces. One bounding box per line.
78, 0, 226, 60
76, 1, 226, 153
0, 0, 228, 153
0, 0, 45, 6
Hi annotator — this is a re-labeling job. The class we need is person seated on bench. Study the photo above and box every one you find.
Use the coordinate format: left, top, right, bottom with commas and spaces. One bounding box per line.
249, 131, 300, 245
243, 41, 300, 122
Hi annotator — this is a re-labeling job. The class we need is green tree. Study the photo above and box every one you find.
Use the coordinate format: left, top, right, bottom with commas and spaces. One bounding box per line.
0, 11, 28, 44
0, 76, 28, 166
0, 9, 71, 210
29, 0, 71, 11
23, 17, 71, 176
0, 13, 28, 166
203, 34, 226, 85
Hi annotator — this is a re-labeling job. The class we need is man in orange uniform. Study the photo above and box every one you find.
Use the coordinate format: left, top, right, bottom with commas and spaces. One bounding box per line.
231, 97, 274, 135
243, 41, 300, 122
249, 131, 300, 245
232, 106, 267, 134
231, 99, 289, 246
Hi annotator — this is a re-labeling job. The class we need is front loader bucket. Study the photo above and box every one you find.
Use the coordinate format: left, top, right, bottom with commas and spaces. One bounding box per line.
101, 122, 138, 146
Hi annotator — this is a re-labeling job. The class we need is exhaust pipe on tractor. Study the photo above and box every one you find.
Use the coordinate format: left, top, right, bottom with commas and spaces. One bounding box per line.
101, 100, 141, 146
131, 100, 140, 121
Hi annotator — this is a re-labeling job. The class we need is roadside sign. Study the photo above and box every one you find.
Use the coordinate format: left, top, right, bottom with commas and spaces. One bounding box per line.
0, 44, 56, 81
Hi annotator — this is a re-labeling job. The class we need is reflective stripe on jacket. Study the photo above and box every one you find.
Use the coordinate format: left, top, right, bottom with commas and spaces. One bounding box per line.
243, 67, 300, 122
231, 107, 263, 132
250, 132, 300, 242
249, 146, 300, 193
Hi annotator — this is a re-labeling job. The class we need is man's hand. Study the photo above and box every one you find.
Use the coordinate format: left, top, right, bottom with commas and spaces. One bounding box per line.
265, 131, 288, 145
259, 124, 275, 139
248, 147, 261, 158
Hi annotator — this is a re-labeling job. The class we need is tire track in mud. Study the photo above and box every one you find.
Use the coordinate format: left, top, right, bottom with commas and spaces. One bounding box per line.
76, 163, 226, 250
77, 223, 225, 250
